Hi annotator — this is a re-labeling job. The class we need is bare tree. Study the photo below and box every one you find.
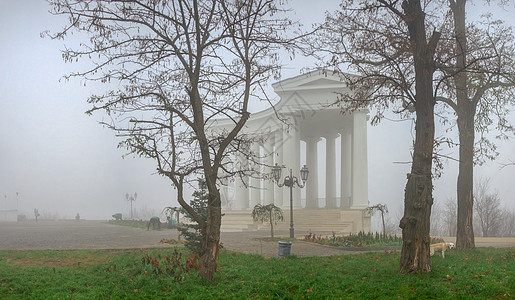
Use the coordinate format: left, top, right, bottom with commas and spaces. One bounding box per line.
435, 0, 515, 250
430, 202, 444, 236
367, 204, 388, 237
314, 0, 443, 273
473, 178, 503, 237
46, 0, 295, 280
312, 0, 514, 267
499, 207, 515, 237
443, 198, 458, 237
430, 199, 457, 237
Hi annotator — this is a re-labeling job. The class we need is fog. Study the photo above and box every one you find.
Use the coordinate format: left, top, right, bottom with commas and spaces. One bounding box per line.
0, 0, 513, 221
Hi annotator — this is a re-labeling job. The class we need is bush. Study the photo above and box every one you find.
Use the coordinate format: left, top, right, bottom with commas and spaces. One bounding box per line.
177, 187, 208, 256
304, 231, 403, 247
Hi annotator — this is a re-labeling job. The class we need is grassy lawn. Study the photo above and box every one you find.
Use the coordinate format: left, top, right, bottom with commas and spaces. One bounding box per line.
0, 247, 513, 299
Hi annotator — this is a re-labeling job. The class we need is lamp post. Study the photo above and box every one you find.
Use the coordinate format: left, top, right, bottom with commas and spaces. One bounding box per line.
126, 192, 137, 219
272, 164, 309, 238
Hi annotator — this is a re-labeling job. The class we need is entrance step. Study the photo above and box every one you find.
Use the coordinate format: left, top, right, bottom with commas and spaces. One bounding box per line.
221, 209, 366, 234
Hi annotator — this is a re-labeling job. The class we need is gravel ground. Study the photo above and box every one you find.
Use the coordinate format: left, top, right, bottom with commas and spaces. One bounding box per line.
1, 220, 513, 258
0, 220, 171, 250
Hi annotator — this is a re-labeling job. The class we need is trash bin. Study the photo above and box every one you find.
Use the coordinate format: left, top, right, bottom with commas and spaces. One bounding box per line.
278, 241, 292, 258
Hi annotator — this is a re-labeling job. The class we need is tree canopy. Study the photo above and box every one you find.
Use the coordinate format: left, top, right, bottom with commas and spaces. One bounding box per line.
47, 0, 297, 280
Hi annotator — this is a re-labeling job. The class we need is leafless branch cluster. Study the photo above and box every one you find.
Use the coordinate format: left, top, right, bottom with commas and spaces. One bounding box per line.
430, 180, 515, 237
46, 0, 298, 279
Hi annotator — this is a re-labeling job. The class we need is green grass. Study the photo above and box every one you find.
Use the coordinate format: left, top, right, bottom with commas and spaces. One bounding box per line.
0, 247, 513, 299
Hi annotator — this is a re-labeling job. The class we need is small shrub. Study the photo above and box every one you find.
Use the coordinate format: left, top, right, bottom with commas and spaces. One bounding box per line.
141, 247, 199, 283
304, 231, 403, 247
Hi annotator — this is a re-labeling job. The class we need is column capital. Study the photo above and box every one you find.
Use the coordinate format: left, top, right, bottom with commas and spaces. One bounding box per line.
304, 136, 322, 143
323, 132, 340, 140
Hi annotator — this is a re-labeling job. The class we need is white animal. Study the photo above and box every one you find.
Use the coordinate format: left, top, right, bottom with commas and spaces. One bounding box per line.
430, 242, 455, 258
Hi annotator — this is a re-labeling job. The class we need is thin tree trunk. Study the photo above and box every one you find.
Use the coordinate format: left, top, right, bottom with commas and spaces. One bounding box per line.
381, 212, 386, 238
399, 0, 438, 274
451, 0, 476, 250
198, 189, 222, 280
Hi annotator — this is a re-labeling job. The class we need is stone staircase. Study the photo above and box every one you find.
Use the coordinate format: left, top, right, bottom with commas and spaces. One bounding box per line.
220, 210, 260, 232
221, 209, 358, 234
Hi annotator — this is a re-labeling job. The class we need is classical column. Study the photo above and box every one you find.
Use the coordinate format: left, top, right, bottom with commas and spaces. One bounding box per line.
274, 130, 284, 207
351, 110, 369, 209
305, 137, 319, 209
341, 129, 352, 208
219, 175, 229, 210
325, 134, 337, 208
281, 116, 301, 209
234, 153, 249, 210
219, 157, 230, 210
263, 135, 275, 205
293, 120, 301, 208
249, 142, 261, 208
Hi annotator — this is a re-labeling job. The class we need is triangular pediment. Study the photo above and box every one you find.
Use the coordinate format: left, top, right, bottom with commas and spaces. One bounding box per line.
298, 78, 343, 87
272, 69, 349, 92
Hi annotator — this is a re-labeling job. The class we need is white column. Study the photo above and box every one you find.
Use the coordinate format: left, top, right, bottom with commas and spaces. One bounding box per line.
274, 130, 283, 207
341, 129, 352, 208
263, 137, 274, 205
234, 154, 249, 210
249, 143, 261, 208
219, 157, 230, 210
219, 175, 229, 210
306, 137, 319, 209
351, 110, 369, 209
325, 134, 337, 208
281, 116, 301, 209
293, 121, 301, 208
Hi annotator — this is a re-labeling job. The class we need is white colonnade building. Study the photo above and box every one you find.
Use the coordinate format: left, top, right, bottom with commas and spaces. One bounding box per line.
211, 70, 372, 234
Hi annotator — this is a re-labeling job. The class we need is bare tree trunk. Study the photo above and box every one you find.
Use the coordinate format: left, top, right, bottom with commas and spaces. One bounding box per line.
456, 111, 475, 248
451, 0, 476, 250
381, 212, 386, 238
399, 0, 439, 273
399, 114, 435, 273
199, 190, 222, 280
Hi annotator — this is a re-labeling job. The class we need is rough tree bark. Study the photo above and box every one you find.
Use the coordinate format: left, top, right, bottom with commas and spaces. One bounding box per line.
451, 0, 476, 250
398, 0, 440, 273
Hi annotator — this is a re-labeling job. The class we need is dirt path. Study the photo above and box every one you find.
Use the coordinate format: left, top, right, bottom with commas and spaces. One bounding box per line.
0, 220, 171, 250
1, 221, 514, 258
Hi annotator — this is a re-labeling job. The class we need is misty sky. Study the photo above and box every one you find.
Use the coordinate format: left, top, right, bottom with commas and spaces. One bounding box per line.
0, 0, 513, 223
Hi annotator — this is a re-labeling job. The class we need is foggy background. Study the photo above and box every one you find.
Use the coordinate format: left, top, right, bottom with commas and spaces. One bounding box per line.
1, 1, 513, 225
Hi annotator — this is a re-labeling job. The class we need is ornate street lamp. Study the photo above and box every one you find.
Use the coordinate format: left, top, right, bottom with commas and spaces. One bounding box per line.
126, 192, 137, 219
272, 163, 309, 238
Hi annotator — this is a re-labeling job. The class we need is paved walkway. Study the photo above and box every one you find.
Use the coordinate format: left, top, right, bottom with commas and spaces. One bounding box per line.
1, 220, 514, 258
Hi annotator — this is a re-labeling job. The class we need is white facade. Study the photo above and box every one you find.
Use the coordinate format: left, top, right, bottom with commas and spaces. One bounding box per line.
210, 70, 371, 233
